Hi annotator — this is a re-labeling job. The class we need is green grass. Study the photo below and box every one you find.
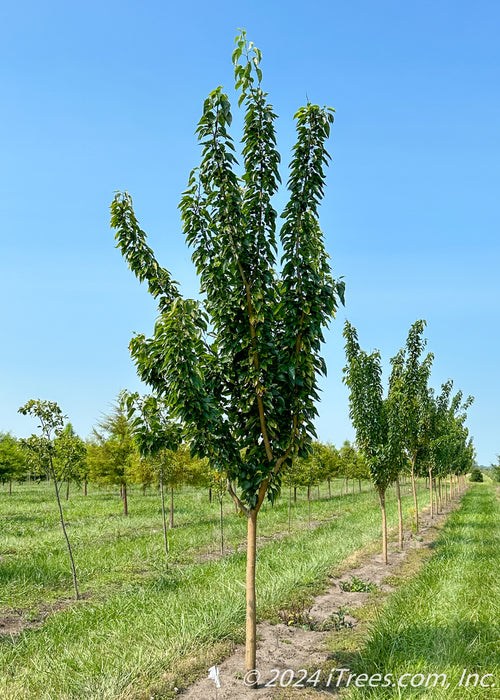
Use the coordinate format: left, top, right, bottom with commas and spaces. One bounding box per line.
343, 481, 500, 699
0, 478, 430, 699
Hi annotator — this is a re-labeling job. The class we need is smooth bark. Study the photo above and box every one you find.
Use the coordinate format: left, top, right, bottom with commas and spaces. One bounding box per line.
51, 464, 79, 600
245, 509, 258, 675
395, 476, 403, 550
410, 456, 419, 533
160, 472, 168, 564
122, 483, 128, 516
379, 488, 388, 565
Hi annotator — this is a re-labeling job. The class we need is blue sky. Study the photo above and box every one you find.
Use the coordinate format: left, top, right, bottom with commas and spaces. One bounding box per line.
1, 0, 498, 465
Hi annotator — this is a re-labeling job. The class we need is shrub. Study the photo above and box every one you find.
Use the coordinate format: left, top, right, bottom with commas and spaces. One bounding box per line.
469, 467, 484, 482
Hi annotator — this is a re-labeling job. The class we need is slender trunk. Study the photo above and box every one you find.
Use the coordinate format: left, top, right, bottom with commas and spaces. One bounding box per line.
345, 478, 348, 495
9, 480, 12, 495
450, 473, 453, 499
379, 488, 388, 565
438, 477, 442, 512
209, 487, 212, 504
51, 467, 79, 600
293, 486, 297, 503
307, 486, 311, 527
120, 486, 123, 499
358, 479, 362, 492
395, 476, 403, 550
66, 481, 70, 501
288, 483, 292, 533
220, 496, 224, 556
84, 481, 87, 496
122, 483, 128, 516
169, 487, 174, 528
429, 468, 434, 518
160, 472, 168, 564
245, 509, 258, 675
142, 483, 146, 495
317, 484, 320, 500
328, 479, 331, 499
411, 457, 419, 533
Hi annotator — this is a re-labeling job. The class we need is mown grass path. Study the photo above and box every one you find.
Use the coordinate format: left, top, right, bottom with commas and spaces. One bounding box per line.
345, 481, 500, 699
0, 480, 429, 699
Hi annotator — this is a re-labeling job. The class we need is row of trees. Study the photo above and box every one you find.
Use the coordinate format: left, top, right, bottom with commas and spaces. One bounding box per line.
344, 319, 475, 564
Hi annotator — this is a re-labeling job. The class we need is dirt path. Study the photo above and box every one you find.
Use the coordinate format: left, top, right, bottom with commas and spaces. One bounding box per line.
178, 495, 463, 700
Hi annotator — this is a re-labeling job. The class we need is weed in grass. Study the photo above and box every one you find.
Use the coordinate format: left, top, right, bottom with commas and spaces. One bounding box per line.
318, 605, 353, 632
340, 575, 377, 593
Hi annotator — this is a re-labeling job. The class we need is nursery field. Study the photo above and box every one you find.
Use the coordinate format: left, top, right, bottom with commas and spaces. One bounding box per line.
341, 480, 500, 699
0, 478, 431, 699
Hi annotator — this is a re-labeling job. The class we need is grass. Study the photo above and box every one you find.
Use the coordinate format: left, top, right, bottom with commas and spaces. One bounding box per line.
0, 478, 430, 699
341, 481, 500, 699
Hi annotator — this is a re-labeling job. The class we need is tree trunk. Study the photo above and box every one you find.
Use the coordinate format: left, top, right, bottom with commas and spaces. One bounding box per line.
122, 483, 128, 516
220, 496, 224, 556
358, 479, 361, 492
209, 487, 212, 503
345, 478, 348, 495
429, 468, 434, 518
84, 481, 87, 496
395, 476, 403, 550
9, 480, 12, 495
288, 483, 292, 533
169, 487, 174, 528
307, 485, 311, 527
293, 486, 297, 503
410, 458, 419, 533
245, 509, 258, 676
51, 468, 79, 600
379, 488, 388, 565
438, 477, 442, 512
328, 479, 331, 499
160, 472, 168, 564
66, 481, 70, 501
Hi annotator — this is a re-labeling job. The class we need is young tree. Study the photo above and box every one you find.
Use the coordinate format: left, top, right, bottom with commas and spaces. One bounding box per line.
0, 433, 27, 493
18, 400, 80, 600
91, 392, 139, 515
111, 31, 343, 674
343, 322, 400, 564
54, 423, 87, 500
396, 320, 433, 533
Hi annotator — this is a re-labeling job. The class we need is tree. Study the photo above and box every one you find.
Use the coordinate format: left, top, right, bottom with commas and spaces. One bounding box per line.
396, 320, 433, 533
18, 400, 80, 600
111, 31, 343, 675
54, 423, 87, 500
0, 433, 27, 492
343, 322, 400, 564
91, 392, 139, 515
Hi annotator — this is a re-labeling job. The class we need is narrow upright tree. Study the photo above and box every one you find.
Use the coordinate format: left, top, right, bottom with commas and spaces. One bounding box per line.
111, 31, 343, 674
18, 400, 80, 600
398, 320, 433, 533
126, 392, 182, 562
343, 322, 400, 564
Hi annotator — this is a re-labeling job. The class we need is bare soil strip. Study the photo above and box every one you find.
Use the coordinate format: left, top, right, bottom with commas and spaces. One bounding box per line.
178, 497, 462, 700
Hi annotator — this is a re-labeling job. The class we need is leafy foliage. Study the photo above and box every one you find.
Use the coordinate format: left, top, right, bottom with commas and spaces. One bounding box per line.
111, 31, 343, 511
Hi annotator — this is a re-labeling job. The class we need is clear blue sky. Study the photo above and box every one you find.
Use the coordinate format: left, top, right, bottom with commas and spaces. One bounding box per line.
1, 0, 498, 465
